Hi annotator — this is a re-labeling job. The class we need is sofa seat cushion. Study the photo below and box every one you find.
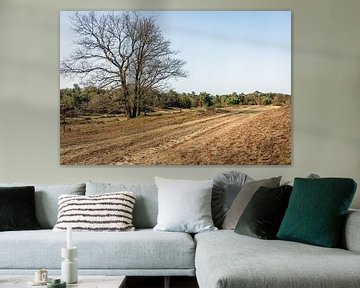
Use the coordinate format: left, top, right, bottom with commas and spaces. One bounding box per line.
195, 230, 360, 288
0, 229, 195, 270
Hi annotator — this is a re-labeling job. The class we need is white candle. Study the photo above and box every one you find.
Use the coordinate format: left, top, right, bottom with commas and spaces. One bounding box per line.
67, 225, 72, 249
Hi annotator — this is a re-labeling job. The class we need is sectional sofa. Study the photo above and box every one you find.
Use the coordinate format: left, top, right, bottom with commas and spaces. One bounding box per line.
0, 178, 359, 288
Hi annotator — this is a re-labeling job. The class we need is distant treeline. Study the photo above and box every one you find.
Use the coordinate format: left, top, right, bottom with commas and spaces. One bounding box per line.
60, 84, 291, 117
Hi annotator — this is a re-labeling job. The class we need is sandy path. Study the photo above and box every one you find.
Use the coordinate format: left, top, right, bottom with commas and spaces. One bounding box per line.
60, 105, 290, 165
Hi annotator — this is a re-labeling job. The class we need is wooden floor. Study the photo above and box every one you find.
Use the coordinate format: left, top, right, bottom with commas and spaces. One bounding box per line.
126, 276, 199, 288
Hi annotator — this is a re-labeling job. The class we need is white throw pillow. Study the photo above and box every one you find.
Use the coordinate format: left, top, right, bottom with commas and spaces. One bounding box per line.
153, 177, 217, 233
53, 192, 135, 231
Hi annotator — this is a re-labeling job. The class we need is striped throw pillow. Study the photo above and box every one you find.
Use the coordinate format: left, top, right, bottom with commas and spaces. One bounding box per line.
53, 192, 136, 231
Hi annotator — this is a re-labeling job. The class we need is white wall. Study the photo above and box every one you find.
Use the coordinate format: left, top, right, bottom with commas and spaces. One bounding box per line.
0, 0, 359, 208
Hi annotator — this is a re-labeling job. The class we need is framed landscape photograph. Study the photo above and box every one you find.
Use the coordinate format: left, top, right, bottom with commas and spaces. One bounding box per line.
60, 11, 291, 165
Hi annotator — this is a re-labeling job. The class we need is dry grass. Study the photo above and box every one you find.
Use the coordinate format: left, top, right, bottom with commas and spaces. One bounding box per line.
60, 105, 291, 165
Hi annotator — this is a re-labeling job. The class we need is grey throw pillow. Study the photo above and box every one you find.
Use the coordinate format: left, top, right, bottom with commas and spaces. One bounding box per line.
222, 177, 281, 230
283, 173, 320, 186
212, 171, 251, 228
153, 177, 217, 233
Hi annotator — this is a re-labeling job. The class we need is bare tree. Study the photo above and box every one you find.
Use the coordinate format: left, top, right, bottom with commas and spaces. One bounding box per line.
61, 11, 187, 118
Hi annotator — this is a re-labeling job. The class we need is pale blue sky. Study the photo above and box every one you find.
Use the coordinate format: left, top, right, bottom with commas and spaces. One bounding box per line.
60, 11, 291, 95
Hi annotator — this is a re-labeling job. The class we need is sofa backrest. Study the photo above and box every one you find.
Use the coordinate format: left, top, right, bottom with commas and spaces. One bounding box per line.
341, 209, 360, 253
86, 181, 158, 229
0, 183, 86, 228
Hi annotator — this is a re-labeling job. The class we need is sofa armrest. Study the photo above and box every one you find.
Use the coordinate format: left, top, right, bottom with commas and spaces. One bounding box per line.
342, 209, 360, 253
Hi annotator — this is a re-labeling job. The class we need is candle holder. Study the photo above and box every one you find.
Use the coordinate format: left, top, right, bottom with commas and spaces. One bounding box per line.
61, 247, 78, 284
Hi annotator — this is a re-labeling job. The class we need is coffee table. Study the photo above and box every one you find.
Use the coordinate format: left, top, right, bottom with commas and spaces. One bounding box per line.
0, 275, 126, 288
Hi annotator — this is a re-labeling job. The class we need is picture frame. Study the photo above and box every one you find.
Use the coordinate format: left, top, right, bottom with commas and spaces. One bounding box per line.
60, 10, 291, 165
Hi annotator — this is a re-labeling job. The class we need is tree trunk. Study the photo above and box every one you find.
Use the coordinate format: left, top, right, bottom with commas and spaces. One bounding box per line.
126, 102, 136, 118
135, 95, 141, 117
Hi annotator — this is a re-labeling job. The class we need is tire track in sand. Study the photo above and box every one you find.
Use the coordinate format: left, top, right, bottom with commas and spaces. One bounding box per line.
60, 106, 282, 165
61, 110, 243, 164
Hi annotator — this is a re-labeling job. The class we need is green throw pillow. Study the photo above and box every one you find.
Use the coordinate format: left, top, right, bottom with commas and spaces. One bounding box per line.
277, 178, 357, 247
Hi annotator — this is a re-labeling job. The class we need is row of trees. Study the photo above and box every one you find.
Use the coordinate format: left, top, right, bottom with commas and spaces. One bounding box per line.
60, 84, 291, 117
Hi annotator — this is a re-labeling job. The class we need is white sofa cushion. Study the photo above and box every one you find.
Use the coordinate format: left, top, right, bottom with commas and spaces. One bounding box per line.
153, 177, 216, 233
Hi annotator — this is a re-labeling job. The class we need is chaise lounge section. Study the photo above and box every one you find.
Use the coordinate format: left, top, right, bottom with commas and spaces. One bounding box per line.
195, 217, 360, 288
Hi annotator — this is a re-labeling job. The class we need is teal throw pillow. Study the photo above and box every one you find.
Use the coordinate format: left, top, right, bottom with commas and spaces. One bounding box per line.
277, 178, 357, 247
